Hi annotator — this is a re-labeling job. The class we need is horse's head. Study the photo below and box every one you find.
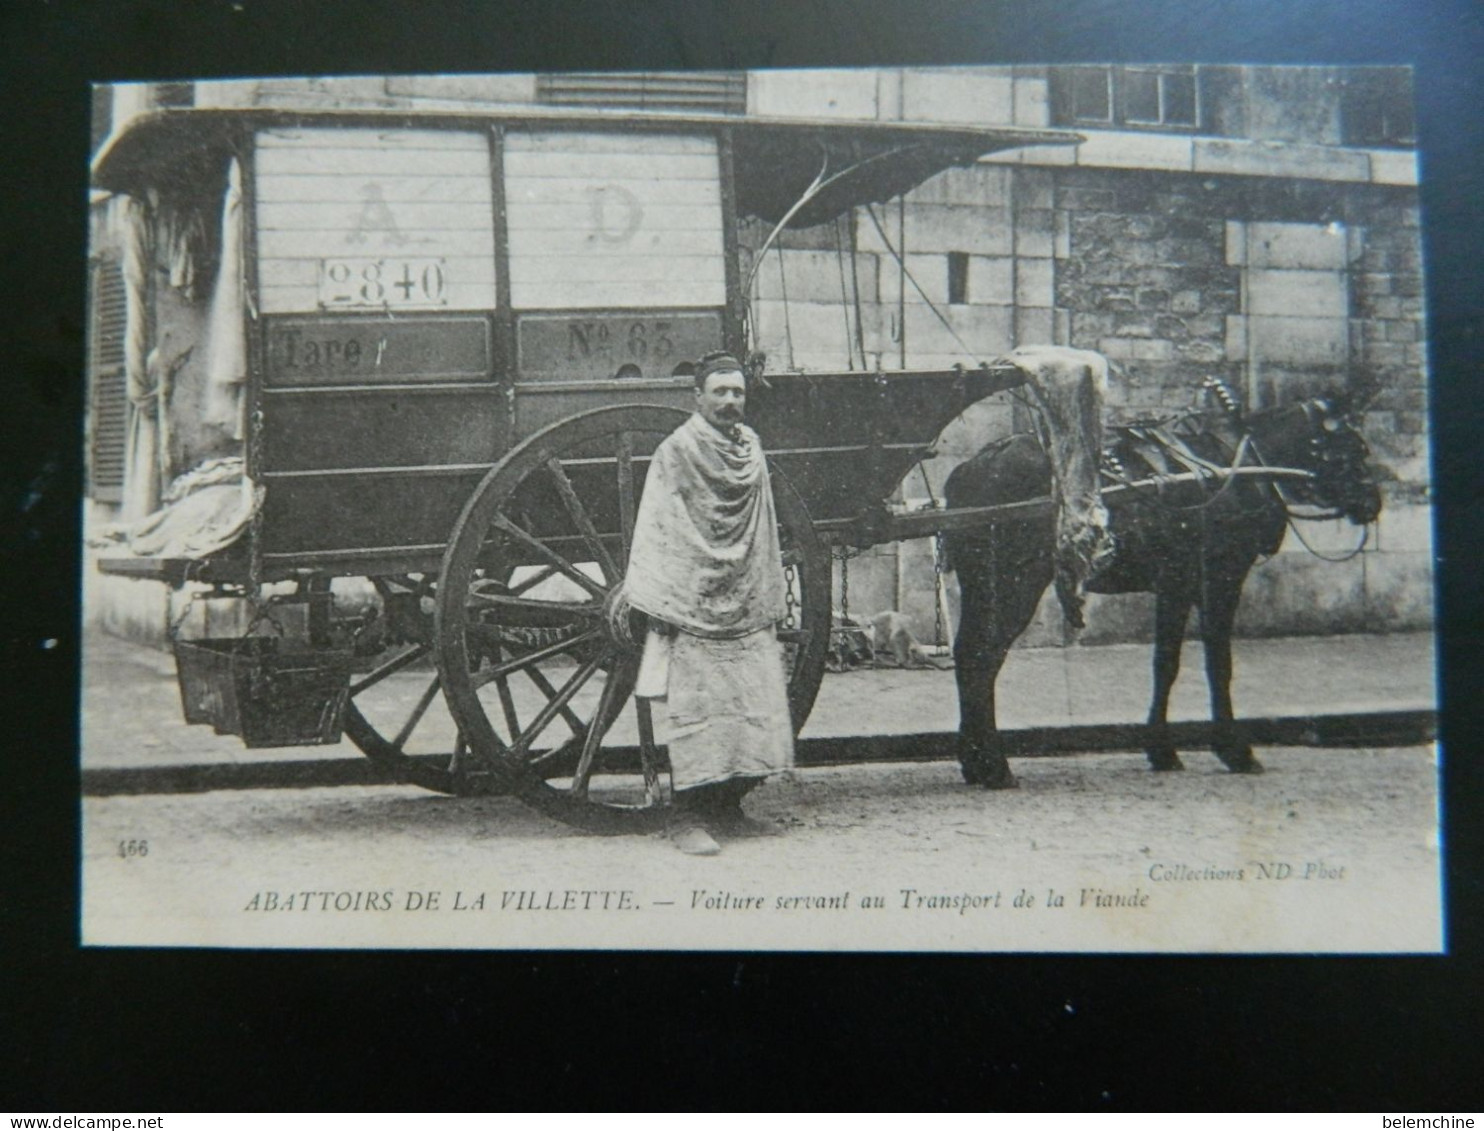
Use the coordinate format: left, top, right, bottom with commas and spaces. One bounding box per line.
1276, 395, 1383, 526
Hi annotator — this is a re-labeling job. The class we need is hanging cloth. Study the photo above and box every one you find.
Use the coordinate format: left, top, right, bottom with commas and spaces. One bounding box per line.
119, 194, 160, 521
201, 158, 248, 442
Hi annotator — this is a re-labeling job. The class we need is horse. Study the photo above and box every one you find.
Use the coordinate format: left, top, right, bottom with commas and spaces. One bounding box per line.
942, 391, 1383, 789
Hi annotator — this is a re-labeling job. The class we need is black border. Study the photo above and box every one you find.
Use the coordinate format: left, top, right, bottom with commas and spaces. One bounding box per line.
5, 0, 1482, 1110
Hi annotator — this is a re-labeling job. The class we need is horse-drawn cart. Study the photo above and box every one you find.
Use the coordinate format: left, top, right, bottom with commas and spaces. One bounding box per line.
89, 101, 1373, 832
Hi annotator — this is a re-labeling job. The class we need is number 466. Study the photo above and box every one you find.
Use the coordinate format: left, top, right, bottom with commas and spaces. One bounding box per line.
118, 839, 149, 858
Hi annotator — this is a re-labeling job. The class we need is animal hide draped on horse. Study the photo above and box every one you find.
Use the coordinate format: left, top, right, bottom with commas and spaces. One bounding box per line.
993, 346, 1117, 629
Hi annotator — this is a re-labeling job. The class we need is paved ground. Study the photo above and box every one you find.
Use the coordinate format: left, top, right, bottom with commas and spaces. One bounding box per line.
80, 630, 1438, 771
78, 630, 1443, 951
82, 745, 1443, 951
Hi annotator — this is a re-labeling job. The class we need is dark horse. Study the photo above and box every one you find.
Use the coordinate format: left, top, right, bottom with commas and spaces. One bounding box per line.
943, 393, 1382, 788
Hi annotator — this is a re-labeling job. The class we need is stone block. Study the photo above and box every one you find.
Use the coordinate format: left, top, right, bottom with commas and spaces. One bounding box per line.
863, 204, 1013, 256
1369, 149, 1420, 187
1374, 503, 1436, 555
1362, 341, 1410, 367
1098, 337, 1175, 361
1072, 311, 1120, 340
902, 304, 1013, 360
1073, 130, 1194, 172
1174, 339, 1225, 364
1249, 316, 1348, 365
385, 74, 537, 102
1363, 552, 1436, 630
1356, 294, 1404, 320
1225, 315, 1248, 361
966, 255, 1015, 306
1014, 209, 1055, 258
749, 68, 880, 119
754, 249, 873, 304
1247, 269, 1349, 318
1053, 308, 1071, 346
1016, 306, 1054, 348
1182, 313, 1226, 338
908, 163, 1012, 207
1235, 554, 1369, 636
1171, 290, 1202, 314
1016, 257, 1055, 308
1054, 210, 1072, 259
1013, 76, 1050, 127
902, 69, 1015, 125
751, 299, 868, 364
985, 144, 1078, 168
1247, 221, 1348, 270
191, 80, 272, 108
1057, 185, 1117, 212
1225, 221, 1247, 265
876, 252, 949, 306
1194, 138, 1371, 183
1014, 167, 1055, 210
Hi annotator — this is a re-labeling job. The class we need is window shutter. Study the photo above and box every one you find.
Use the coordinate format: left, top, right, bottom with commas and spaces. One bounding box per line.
536, 72, 746, 115
88, 259, 129, 503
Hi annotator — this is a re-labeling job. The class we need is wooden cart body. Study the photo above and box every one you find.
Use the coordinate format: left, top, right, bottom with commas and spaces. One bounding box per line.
89, 105, 1075, 825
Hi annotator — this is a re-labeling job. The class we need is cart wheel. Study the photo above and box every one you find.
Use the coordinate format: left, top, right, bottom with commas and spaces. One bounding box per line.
435, 404, 829, 834
341, 573, 489, 795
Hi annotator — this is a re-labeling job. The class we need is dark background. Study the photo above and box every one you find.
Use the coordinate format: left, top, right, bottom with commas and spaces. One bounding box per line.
4, 0, 1481, 1110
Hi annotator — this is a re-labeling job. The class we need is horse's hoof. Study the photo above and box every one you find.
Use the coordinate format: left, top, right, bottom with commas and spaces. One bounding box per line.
1147, 750, 1185, 772
1217, 748, 1264, 774
962, 758, 1018, 790
980, 769, 1020, 790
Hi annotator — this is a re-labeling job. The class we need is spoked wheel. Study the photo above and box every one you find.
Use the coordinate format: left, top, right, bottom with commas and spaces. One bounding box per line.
341, 574, 489, 795
435, 405, 829, 834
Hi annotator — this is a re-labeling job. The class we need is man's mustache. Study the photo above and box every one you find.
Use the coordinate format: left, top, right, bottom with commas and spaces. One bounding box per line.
718, 407, 743, 419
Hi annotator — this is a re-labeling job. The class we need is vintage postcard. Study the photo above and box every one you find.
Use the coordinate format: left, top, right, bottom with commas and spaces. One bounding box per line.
80, 66, 1440, 951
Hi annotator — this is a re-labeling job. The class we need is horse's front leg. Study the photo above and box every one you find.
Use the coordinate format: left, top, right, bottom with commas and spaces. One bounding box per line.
1146, 584, 1193, 771
1201, 572, 1263, 774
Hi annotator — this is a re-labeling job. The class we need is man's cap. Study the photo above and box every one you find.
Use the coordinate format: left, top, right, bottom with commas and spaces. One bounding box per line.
695, 351, 744, 383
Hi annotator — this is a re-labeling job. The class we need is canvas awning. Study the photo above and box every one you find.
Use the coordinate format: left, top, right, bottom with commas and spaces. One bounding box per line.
728, 118, 1078, 227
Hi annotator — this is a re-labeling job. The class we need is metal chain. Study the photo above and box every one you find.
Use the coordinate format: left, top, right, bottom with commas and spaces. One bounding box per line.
838, 548, 849, 625
783, 561, 797, 630
243, 404, 284, 638
932, 530, 946, 648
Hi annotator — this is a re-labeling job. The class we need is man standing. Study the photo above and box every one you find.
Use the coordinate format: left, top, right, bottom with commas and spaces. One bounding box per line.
618, 351, 794, 855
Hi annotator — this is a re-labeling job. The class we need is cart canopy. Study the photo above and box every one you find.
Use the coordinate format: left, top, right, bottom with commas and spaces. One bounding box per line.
92, 106, 1078, 228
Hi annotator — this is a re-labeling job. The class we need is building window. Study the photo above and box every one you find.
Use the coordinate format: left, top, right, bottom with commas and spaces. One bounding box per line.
1069, 67, 1112, 124
536, 72, 746, 115
947, 252, 969, 305
1342, 67, 1416, 147
87, 258, 129, 503
1124, 66, 1197, 127
1051, 65, 1200, 130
